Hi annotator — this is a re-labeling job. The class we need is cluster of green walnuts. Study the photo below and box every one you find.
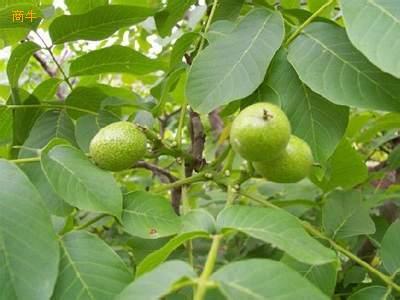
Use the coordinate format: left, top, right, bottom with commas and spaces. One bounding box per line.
230, 103, 313, 183
89, 102, 313, 183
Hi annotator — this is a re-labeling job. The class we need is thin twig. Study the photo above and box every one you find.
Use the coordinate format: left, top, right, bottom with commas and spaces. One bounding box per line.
33, 52, 56, 77
33, 31, 73, 90
135, 160, 177, 183
185, 110, 206, 176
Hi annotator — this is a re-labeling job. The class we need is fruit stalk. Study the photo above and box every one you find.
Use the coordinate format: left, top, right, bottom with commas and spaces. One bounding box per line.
152, 172, 210, 193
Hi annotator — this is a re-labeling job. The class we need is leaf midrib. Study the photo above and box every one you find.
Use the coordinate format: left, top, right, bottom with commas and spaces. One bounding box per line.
367, 0, 400, 25
302, 30, 400, 101
52, 11, 145, 43
47, 151, 99, 210
60, 240, 95, 300
224, 224, 334, 263
202, 13, 274, 104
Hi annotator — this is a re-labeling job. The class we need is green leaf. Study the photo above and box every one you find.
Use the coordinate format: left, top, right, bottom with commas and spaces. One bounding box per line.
181, 209, 216, 233
0, 4, 42, 32
281, 255, 337, 296
0, 160, 59, 300
41, 144, 123, 217
65, 0, 107, 14
281, 0, 300, 9
19, 110, 76, 158
211, 259, 329, 300
312, 139, 368, 191
307, 0, 336, 17
186, 8, 284, 113
11, 92, 43, 145
136, 231, 209, 276
53, 231, 133, 300
75, 115, 100, 153
22, 162, 73, 216
117, 260, 195, 300
49, 5, 154, 44
388, 145, 400, 170
287, 22, 400, 112
154, 0, 195, 37
32, 78, 62, 101
70, 46, 165, 77
341, 0, 400, 78
152, 67, 186, 115
111, 0, 162, 9
217, 205, 336, 265
136, 209, 215, 276
65, 86, 108, 119
0, 106, 12, 145
355, 112, 400, 143
170, 32, 199, 70
261, 49, 349, 163
122, 191, 181, 239
380, 220, 400, 274
213, 0, 244, 22
348, 286, 394, 300
7, 41, 41, 87
322, 190, 375, 240
207, 20, 235, 44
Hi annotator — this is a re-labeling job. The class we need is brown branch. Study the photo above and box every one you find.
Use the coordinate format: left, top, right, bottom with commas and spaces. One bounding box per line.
185, 109, 206, 176
208, 109, 224, 141
134, 160, 182, 215
33, 52, 56, 77
184, 53, 193, 65
135, 161, 177, 183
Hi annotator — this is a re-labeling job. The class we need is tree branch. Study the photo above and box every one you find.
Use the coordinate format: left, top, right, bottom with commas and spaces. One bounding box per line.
208, 109, 224, 141
185, 109, 206, 176
33, 52, 56, 77
135, 160, 182, 215
135, 160, 177, 183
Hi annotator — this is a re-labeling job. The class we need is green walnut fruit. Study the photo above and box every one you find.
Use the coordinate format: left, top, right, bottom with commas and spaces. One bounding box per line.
230, 102, 291, 161
89, 121, 147, 171
253, 135, 313, 183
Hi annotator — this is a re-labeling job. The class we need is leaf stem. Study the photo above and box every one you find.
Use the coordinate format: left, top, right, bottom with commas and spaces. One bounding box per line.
34, 31, 73, 90
74, 213, 109, 231
198, 0, 219, 51
194, 234, 222, 300
153, 172, 209, 193
239, 191, 400, 292
5, 104, 98, 115
285, 0, 335, 46
9, 157, 41, 164
303, 222, 400, 292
